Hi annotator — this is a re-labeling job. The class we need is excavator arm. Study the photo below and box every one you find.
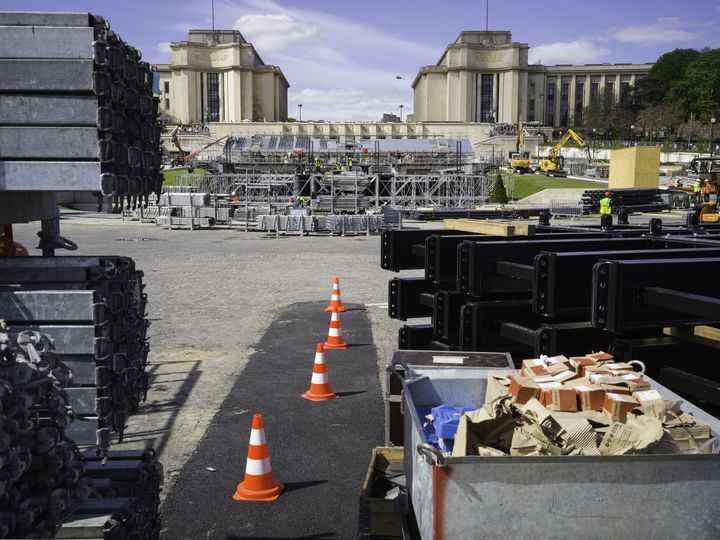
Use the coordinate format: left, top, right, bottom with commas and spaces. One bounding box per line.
542, 128, 589, 176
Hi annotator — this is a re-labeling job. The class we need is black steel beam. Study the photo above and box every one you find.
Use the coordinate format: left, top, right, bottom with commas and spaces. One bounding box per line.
457, 237, 686, 297
643, 287, 720, 320
424, 231, 604, 284
535, 247, 720, 318
496, 261, 534, 281
388, 277, 439, 321
433, 290, 467, 341
398, 324, 435, 350
659, 367, 720, 406
592, 257, 720, 332
381, 229, 467, 271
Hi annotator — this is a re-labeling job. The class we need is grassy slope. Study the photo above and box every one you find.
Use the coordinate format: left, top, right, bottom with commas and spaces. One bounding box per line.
162, 168, 209, 186
509, 174, 607, 200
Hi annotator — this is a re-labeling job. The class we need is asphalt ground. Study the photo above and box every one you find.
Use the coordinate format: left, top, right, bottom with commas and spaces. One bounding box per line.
160, 301, 384, 539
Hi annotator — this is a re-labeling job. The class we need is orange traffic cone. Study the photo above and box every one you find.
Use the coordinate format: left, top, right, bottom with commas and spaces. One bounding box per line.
232, 414, 283, 501
324, 276, 347, 313
302, 343, 337, 401
324, 310, 347, 350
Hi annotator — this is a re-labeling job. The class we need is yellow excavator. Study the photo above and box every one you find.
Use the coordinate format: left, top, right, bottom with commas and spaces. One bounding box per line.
539, 128, 590, 177
510, 121, 531, 174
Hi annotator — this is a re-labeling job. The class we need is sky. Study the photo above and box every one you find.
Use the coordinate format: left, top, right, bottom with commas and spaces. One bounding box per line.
4, 0, 720, 121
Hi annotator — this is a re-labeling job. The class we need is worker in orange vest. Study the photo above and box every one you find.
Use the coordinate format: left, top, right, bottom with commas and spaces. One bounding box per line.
702, 180, 712, 203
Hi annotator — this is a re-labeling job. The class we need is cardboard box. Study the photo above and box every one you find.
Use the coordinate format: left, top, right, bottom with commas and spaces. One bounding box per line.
533, 375, 556, 384
587, 372, 617, 385
585, 366, 612, 380
542, 385, 578, 412
545, 362, 571, 376
546, 355, 570, 365
575, 385, 606, 412
633, 389, 665, 417
563, 376, 592, 389
570, 356, 597, 377
587, 351, 614, 362
553, 370, 580, 383
603, 393, 639, 422
521, 359, 548, 377
605, 362, 635, 374
601, 383, 632, 396
622, 377, 652, 393
509, 374, 541, 404
537, 381, 562, 405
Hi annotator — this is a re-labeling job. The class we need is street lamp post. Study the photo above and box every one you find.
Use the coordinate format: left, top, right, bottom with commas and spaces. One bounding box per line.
592, 128, 597, 165
399, 105, 404, 123
711, 117, 717, 156
630, 124, 635, 146
298, 104, 302, 122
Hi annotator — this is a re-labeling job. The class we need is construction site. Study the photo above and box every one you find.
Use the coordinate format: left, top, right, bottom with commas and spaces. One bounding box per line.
1, 7, 720, 540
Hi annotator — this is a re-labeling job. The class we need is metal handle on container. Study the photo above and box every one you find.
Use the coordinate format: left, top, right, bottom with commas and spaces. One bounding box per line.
416, 443, 447, 468
389, 358, 420, 382
628, 360, 646, 375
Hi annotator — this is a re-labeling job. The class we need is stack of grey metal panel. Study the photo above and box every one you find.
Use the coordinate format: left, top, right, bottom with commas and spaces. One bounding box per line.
312, 194, 370, 213
0, 324, 92, 538
0, 12, 163, 212
56, 449, 163, 540
0, 256, 150, 453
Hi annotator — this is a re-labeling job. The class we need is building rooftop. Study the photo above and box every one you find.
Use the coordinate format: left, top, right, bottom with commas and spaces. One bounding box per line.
187, 29, 246, 45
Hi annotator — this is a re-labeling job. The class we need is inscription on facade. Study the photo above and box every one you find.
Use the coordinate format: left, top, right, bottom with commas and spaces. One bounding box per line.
470, 50, 510, 67
188, 49, 230, 66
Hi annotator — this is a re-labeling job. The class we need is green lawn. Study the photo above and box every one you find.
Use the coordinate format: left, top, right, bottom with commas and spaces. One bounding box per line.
508, 174, 607, 200
162, 168, 209, 186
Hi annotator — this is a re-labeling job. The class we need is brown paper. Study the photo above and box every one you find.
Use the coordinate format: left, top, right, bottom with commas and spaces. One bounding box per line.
452, 398, 518, 457
484, 372, 512, 405
599, 415, 664, 455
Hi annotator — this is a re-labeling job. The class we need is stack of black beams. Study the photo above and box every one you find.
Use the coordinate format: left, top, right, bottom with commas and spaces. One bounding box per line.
582, 188, 669, 214
381, 224, 720, 407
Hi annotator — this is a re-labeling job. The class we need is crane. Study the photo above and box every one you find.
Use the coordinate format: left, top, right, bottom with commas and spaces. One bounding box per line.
168, 126, 227, 172
510, 121, 531, 174
539, 128, 590, 177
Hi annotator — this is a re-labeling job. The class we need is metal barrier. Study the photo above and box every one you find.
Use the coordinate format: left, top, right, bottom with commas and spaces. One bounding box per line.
550, 199, 584, 218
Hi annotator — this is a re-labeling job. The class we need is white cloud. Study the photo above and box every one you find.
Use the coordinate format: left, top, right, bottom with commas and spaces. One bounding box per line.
609, 17, 701, 45
528, 40, 611, 65
214, 0, 435, 121
234, 13, 318, 53
156, 42, 172, 58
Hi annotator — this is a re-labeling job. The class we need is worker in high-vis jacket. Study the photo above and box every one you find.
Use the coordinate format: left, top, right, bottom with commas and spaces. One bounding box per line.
600, 191, 612, 228
600, 192, 612, 215
693, 179, 702, 204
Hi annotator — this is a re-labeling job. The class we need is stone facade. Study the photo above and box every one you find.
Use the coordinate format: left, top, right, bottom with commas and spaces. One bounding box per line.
413, 31, 652, 127
154, 30, 288, 125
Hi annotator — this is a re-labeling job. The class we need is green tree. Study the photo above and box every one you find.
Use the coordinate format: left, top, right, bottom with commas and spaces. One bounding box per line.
666, 49, 720, 120
488, 172, 508, 204
637, 48, 702, 106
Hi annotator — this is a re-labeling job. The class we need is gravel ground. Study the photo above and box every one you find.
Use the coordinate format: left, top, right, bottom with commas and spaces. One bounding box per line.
11, 215, 406, 499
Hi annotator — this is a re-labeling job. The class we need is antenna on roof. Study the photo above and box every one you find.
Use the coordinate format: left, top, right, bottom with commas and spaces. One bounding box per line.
486, 0, 489, 32
211, 0, 215, 32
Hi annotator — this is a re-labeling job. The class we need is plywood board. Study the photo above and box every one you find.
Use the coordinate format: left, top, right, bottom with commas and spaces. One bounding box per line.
443, 219, 535, 237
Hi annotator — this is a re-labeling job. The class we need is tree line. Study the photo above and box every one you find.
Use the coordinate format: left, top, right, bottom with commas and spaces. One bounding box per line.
578, 48, 720, 150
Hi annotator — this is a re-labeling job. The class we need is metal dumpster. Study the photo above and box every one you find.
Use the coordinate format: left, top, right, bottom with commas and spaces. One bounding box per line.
402, 367, 720, 539
385, 350, 513, 445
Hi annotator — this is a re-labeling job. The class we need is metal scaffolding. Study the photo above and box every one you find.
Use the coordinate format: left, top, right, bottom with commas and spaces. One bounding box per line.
167, 172, 496, 211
